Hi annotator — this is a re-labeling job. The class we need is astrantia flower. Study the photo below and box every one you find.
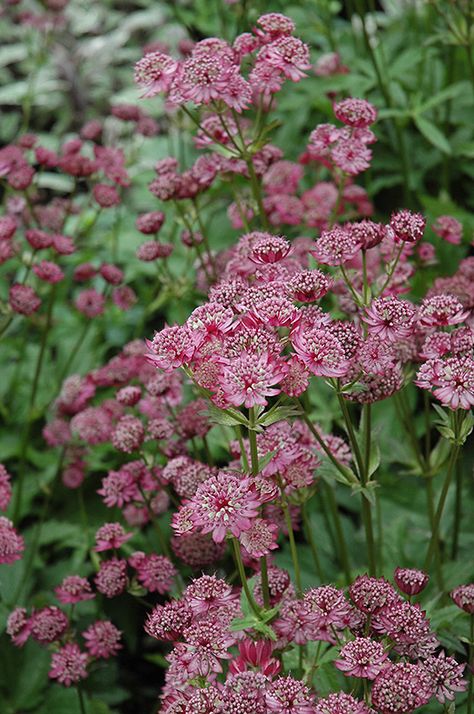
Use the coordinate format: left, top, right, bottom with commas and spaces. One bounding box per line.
315, 692, 372, 714
0, 464, 12, 511
93, 183, 120, 208
291, 327, 350, 377
49, 643, 88, 687
98, 467, 138, 508
350, 220, 386, 249
136, 211, 165, 234
432, 215, 462, 245
422, 652, 467, 703
94, 522, 132, 552
147, 325, 194, 371
256, 13, 296, 41
75, 288, 105, 318
230, 639, 281, 677
184, 574, 237, 615
9, 284, 41, 315
394, 567, 429, 596
288, 270, 331, 302
129, 552, 176, 594
266, 676, 315, 713
83, 620, 122, 659
334, 98, 377, 128
364, 296, 416, 341
0, 517, 24, 564
145, 600, 193, 641
280, 356, 310, 397
182, 620, 236, 676
451, 583, 474, 613
33, 260, 64, 283
6, 607, 31, 647
240, 518, 279, 557
274, 598, 319, 645
94, 558, 128, 598
30, 606, 68, 644
134, 51, 178, 97
371, 662, 433, 713
189, 471, 261, 542
219, 351, 288, 408
311, 226, 361, 266
111, 415, 144, 453
418, 294, 468, 327
55, 575, 95, 604
249, 233, 292, 264
331, 138, 372, 175
390, 209, 426, 243
171, 531, 226, 567
431, 356, 474, 410
335, 637, 388, 679
260, 36, 311, 82
349, 574, 399, 614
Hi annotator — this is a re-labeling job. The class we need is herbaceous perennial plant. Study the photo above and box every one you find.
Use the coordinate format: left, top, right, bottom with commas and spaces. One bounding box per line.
1, 4, 474, 714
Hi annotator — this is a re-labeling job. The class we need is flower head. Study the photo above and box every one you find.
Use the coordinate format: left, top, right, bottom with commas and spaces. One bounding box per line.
394, 567, 429, 596
49, 643, 88, 687
335, 636, 388, 679
83, 620, 122, 659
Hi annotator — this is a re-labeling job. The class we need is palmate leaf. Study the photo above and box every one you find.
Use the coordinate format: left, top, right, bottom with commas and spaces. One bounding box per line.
414, 115, 451, 154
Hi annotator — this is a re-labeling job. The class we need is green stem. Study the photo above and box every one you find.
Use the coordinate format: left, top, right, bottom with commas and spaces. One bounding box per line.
324, 483, 352, 584
77, 687, 86, 714
451, 460, 462, 559
297, 402, 355, 483
301, 502, 324, 581
281, 494, 303, 596
361, 403, 377, 576
231, 536, 262, 618
30, 285, 56, 412
424, 434, 461, 572
56, 321, 91, 389
248, 407, 270, 609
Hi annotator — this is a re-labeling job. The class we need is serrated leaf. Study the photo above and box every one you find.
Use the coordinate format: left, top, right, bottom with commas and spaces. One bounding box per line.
414, 115, 451, 154
207, 403, 249, 427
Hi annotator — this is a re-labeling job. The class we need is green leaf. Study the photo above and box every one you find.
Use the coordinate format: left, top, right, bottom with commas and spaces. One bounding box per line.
414, 115, 451, 154
207, 403, 249, 428
258, 405, 302, 427
415, 81, 467, 114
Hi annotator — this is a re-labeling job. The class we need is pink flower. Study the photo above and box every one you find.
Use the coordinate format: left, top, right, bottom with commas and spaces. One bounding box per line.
111, 415, 144, 453
30, 606, 68, 644
364, 296, 416, 341
260, 36, 311, 82
6, 608, 32, 647
390, 209, 426, 243
0, 516, 24, 564
93, 183, 121, 207
334, 98, 377, 128
75, 288, 105, 318
418, 294, 468, 327
83, 620, 122, 659
394, 567, 429, 596
266, 676, 315, 713
145, 600, 193, 641
335, 637, 388, 679
188, 471, 261, 542
129, 552, 176, 593
98, 467, 138, 508
315, 692, 372, 714
310, 226, 361, 265
291, 327, 350, 377
432, 215, 462, 245
134, 51, 178, 97
422, 652, 467, 703
229, 639, 281, 677
349, 574, 399, 614
240, 518, 279, 557
248, 232, 292, 264
288, 270, 331, 302
450, 583, 474, 613
147, 325, 195, 371
94, 522, 132, 552
371, 662, 433, 713
9, 284, 41, 315
94, 558, 128, 598
256, 13, 296, 41
49, 643, 88, 687
219, 351, 288, 408
184, 574, 237, 615
0, 464, 12, 511
55, 575, 95, 604
33, 260, 64, 283
432, 356, 474, 410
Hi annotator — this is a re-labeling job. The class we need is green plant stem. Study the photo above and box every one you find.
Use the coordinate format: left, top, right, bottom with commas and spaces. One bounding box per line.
30, 285, 56, 411
56, 321, 91, 389
451, 460, 462, 559
301, 502, 324, 581
281, 494, 303, 596
425, 477, 444, 590
424, 434, 461, 572
361, 403, 377, 576
231, 536, 262, 618
376, 243, 405, 297
336, 393, 364, 478
248, 407, 270, 609
323, 482, 352, 584
77, 687, 86, 714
